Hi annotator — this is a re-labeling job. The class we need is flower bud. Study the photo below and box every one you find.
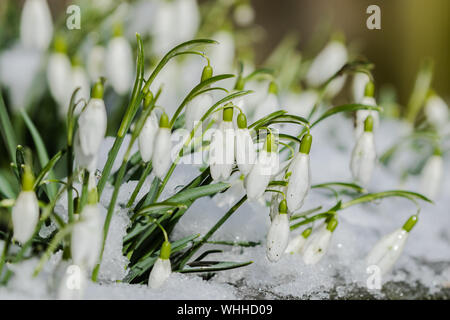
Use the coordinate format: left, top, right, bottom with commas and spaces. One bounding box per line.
285, 227, 312, 254
148, 241, 172, 289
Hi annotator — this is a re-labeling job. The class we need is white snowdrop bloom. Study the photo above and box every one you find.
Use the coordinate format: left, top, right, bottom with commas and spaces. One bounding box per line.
253, 82, 279, 121
424, 95, 449, 129
355, 96, 380, 138
306, 40, 348, 87
71, 201, 102, 270
302, 217, 338, 265
285, 228, 312, 255
56, 264, 88, 300
106, 35, 133, 95
209, 30, 235, 74
152, 0, 176, 57
350, 116, 376, 187
77, 83, 107, 157
352, 72, 371, 103
174, 0, 200, 43
245, 134, 279, 200
286, 134, 312, 212
210, 106, 235, 181
420, 154, 443, 200
12, 188, 39, 244
138, 110, 159, 162
266, 200, 290, 262
71, 65, 90, 106
149, 241, 172, 289
324, 74, 347, 99
87, 45, 106, 82
47, 51, 72, 110
366, 215, 417, 276
235, 113, 256, 175
283, 90, 318, 119
20, 0, 53, 51
74, 131, 97, 173
152, 113, 173, 179
234, 3, 255, 27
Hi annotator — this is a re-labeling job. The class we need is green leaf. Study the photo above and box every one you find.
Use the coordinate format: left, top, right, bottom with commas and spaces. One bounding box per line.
33, 150, 65, 190
168, 182, 230, 203
0, 92, 17, 163
0, 171, 16, 198
135, 202, 188, 217
177, 260, 253, 273
290, 212, 334, 231
310, 103, 383, 128
206, 240, 261, 247
341, 190, 432, 209
312, 182, 366, 193
20, 110, 57, 200
290, 206, 323, 221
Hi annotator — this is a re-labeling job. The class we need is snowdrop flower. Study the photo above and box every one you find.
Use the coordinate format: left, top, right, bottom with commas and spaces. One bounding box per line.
245, 133, 279, 200
20, 0, 53, 51
105, 25, 133, 95
12, 166, 39, 244
267, 200, 290, 262
56, 264, 87, 300
350, 116, 376, 187
352, 72, 371, 103
210, 105, 235, 181
87, 45, 106, 82
174, 0, 200, 43
306, 40, 347, 87
285, 228, 312, 255
74, 131, 97, 173
77, 82, 107, 157
71, 62, 90, 107
286, 134, 312, 212
149, 241, 172, 289
47, 36, 72, 111
185, 65, 213, 132
302, 217, 338, 265
253, 81, 279, 121
71, 188, 102, 270
424, 94, 449, 129
234, 2, 255, 27
354, 82, 379, 138
366, 215, 418, 276
324, 74, 347, 99
235, 113, 256, 175
420, 152, 443, 200
138, 107, 159, 163
152, 113, 173, 179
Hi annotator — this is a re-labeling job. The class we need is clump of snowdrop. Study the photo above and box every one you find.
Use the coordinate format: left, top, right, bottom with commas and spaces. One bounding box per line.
286, 133, 312, 212
266, 199, 290, 262
350, 115, 376, 187
420, 151, 443, 200
105, 24, 133, 95
152, 112, 173, 179
11, 166, 39, 244
20, 0, 53, 51
149, 241, 172, 289
302, 217, 338, 265
245, 132, 279, 200
366, 215, 418, 276
210, 104, 235, 181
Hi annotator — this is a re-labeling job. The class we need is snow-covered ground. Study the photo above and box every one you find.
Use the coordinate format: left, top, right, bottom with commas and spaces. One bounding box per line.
1, 113, 449, 299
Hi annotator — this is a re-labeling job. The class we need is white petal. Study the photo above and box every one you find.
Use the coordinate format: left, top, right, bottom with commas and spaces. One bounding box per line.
20, 0, 53, 51
235, 128, 256, 175
174, 0, 200, 43
138, 111, 159, 162
350, 132, 376, 187
77, 98, 107, 156
266, 214, 290, 262
354, 97, 379, 138
152, 128, 172, 179
74, 131, 98, 173
47, 52, 72, 111
285, 234, 307, 254
12, 191, 39, 243
148, 258, 171, 289
71, 66, 90, 108
420, 155, 443, 200
87, 46, 106, 82
425, 96, 448, 128
106, 37, 133, 95
245, 151, 278, 200
302, 224, 332, 265
352, 73, 370, 103
286, 153, 310, 212
209, 122, 234, 181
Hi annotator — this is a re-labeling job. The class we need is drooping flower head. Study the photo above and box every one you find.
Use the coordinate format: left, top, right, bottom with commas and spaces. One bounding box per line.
267, 199, 290, 262
149, 240, 172, 289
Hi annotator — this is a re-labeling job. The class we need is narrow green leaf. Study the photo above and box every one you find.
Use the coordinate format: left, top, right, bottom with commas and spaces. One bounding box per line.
312, 182, 366, 193
168, 182, 230, 203
310, 103, 383, 128
177, 260, 253, 273
33, 150, 65, 190
0, 92, 17, 162
341, 190, 432, 209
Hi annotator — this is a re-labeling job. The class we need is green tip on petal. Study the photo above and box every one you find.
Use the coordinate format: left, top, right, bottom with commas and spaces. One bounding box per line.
299, 134, 312, 154
364, 115, 374, 132
159, 113, 170, 128
302, 227, 312, 239
364, 81, 375, 98
113, 22, 123, 37
278, 199, 288, 214
223, 103, 234, 122
160, 241, 171, 260
237, 112, 247, 129
433, 148, 442, 156
402, 215, 418, 232
144, 91, 153, 109
22, 165, 34, 191
326, 217, 338, 232
234, 76, 245, 90
201, 65, 213, 82
265, 132, 276, 153
91, 81, 104, 99
87, 187, 98, 205
54, 35, 67, 53
268, 81, 278, 95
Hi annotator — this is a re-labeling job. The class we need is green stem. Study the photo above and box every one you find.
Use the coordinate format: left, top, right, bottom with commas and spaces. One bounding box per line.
127, 162, 152, 208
